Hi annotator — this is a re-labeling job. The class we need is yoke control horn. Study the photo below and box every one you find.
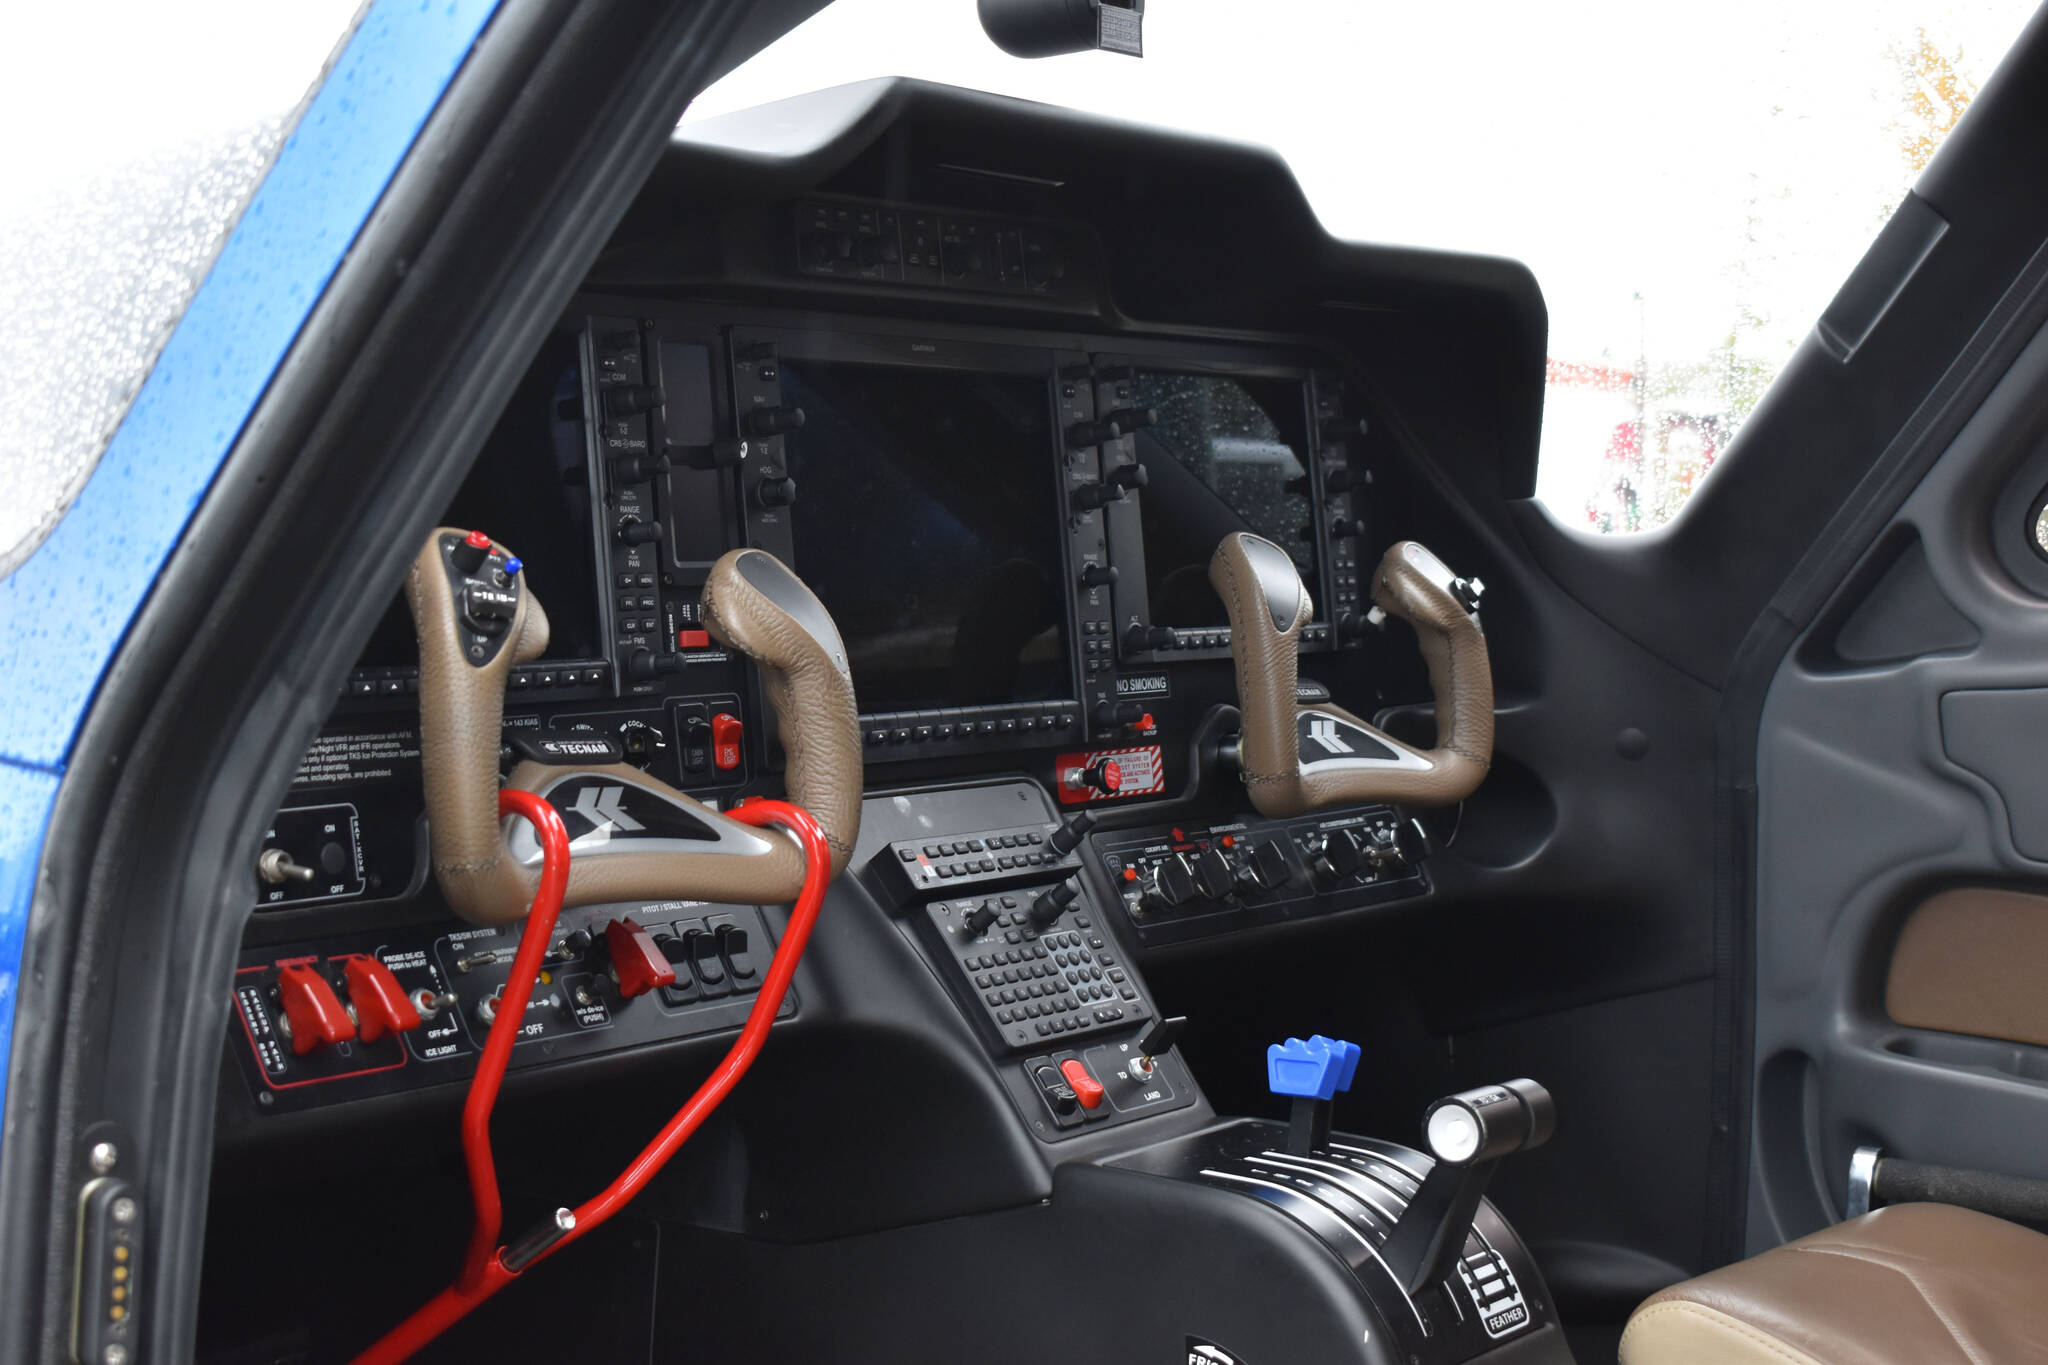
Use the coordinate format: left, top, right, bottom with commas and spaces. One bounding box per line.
1209, 533, 1494, 815
406, 528, 861, 923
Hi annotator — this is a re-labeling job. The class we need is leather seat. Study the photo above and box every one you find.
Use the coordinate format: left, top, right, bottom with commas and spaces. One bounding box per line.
1619, 1202, 2048, 1365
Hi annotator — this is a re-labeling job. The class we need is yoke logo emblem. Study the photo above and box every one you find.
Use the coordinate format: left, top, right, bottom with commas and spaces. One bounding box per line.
566, 785, 644, 849
1307, 716, 1354, 755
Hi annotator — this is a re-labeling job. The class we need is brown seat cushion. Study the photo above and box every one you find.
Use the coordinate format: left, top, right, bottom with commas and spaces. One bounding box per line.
1619, 1203, 2048, 1365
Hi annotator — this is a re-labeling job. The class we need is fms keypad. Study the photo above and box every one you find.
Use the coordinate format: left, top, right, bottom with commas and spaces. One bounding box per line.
920, 893, 1151, 1052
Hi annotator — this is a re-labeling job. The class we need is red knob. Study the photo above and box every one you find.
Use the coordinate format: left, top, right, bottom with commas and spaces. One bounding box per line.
1060, 1058, 1105, 1110
342, 954, 421, 1044
277, 962, 356, 1056
606, 917, 676, 999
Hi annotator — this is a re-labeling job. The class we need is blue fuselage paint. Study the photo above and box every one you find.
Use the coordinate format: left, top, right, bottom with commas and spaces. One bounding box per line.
0, 0, 503, 1149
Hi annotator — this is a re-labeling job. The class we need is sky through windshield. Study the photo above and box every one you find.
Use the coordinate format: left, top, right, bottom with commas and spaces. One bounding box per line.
688, 0, 2035, 532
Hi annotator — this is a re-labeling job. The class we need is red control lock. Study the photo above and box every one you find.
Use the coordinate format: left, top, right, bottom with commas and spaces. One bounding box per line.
605, 917, 677, 999
277, 962, 356, 1056
342, 954, 422, 1044
1060, 1057, 1105, 1111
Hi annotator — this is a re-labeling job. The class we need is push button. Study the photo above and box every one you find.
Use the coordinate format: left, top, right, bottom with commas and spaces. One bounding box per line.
712, 712, 743, 770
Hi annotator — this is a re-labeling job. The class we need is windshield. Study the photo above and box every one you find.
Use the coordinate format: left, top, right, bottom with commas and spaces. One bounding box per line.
687, 0, 2034, 533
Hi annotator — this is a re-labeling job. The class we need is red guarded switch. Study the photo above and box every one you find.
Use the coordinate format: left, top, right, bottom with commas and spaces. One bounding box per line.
1060, 1057, 1105, 1110
711, 712, 743, 771
606, 917, 676, 999
342, 954, 421, 1044
277, 962, 356, 1055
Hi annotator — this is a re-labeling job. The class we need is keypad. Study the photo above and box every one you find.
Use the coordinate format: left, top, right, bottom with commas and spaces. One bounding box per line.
929, 897, 1148, 1051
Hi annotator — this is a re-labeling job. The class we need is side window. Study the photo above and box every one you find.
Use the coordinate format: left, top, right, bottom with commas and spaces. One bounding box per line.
1536, 22, 2011, 534
0, 3, 362, 577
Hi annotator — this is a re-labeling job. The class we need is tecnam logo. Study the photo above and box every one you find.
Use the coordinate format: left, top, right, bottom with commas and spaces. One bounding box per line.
1306, 715, 1355, 755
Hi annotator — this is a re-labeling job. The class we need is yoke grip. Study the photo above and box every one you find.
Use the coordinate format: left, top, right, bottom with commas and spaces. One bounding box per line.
1210, 534, 1492, 818
700, 548, 863, 874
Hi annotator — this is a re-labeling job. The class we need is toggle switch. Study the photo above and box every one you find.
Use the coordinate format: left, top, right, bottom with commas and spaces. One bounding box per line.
604, 917, 676, 1000
1059, 1057, 1105, 1110
714, 921, 758, 982
276, 962, 356, 1056
685, 927, 730, 997
342, 954, 421, 1044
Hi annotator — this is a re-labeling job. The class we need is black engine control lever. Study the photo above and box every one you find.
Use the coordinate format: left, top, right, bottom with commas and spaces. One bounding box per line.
1382, 1079, 1555, 1297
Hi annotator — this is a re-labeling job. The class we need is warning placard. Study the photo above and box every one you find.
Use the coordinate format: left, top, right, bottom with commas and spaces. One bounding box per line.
293, 728, 422, 788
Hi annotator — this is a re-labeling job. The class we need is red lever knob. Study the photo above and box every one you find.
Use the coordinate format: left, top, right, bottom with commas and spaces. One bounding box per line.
606, 917, 677, 999
711, 712, 743, 771
1060, 1057, 1105, 1110
342, 954, 421, 1044
277, 962, 356, 1056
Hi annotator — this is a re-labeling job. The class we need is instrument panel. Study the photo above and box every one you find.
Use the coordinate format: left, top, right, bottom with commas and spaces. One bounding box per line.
239, 191, 1439, 1123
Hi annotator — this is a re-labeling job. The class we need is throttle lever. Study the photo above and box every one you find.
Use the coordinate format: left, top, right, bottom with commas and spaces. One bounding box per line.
1382, 1079, 1555, 1296
1209, 533, 1494, 816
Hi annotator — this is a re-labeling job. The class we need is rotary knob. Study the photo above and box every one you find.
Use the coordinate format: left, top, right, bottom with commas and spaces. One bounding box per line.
1030, 880, 1080, 928
742, 406, 806, 438
1191, 847, 1234, 900
1306, 829, 1363, 888
1140, 855, 1199, 914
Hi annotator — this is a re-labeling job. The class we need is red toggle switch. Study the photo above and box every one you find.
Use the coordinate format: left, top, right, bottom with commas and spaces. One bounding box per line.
711, 712, 743, 771
277, 962, 356, 1056
1060, 1057, 1105, 1110
606, 917, 676, 999
342, 954, 421, 1044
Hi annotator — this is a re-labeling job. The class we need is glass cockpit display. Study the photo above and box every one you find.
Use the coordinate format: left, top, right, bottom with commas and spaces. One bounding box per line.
777, 357, 1069, 714
1132, 372, 1316, 629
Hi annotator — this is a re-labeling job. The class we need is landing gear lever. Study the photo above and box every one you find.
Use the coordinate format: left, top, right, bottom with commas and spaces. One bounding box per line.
1382, 1079, 1556, 1296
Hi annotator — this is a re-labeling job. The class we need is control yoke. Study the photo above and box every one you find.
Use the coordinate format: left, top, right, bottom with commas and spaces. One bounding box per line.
408, 529, 861, 924
1209, 533, 1493, 817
